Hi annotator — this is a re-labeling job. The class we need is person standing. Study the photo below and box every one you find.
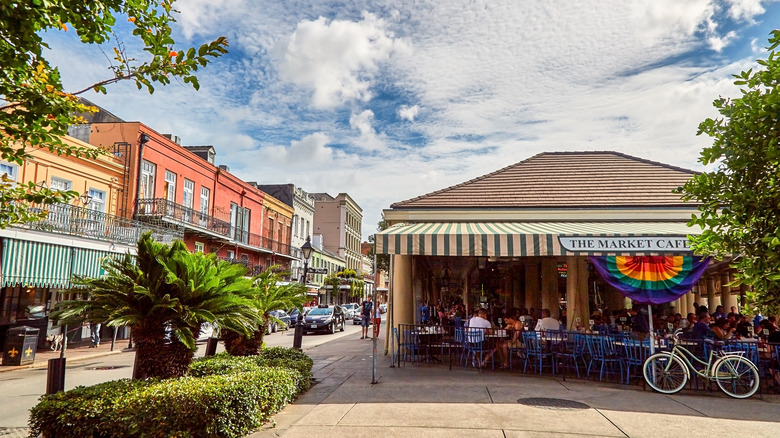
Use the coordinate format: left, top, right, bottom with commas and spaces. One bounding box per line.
372, 299, 383, 338
360, 295, 373, 339
90, 322, 102, 348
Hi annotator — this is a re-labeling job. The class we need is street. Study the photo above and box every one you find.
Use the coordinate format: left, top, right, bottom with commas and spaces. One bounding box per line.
0, 318, 373, 430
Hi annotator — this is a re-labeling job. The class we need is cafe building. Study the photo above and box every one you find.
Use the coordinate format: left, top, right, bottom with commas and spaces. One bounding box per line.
376, 151, 741, 339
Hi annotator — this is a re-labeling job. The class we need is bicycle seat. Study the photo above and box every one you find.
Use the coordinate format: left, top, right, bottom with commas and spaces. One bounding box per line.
704, 338, 725, 348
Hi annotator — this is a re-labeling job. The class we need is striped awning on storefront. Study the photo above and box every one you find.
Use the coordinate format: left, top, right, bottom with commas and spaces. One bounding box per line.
1, 239, 73, 287
375, 222, 701, 257
71, 248, 125, 279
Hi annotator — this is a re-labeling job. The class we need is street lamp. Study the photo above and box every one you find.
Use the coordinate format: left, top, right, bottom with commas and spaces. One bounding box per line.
294, 236, 314, 350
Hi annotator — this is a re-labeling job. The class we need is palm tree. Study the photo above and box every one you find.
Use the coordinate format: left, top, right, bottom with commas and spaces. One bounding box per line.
50, 233, 259, 379
223, 265, 308, 356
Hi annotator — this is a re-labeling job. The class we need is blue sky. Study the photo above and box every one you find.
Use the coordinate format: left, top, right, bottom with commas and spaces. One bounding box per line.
46, 0, 780, 240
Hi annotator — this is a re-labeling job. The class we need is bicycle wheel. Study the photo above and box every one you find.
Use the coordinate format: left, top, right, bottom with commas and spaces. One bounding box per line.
714, 355, 759, 399
643, 353, 688, 394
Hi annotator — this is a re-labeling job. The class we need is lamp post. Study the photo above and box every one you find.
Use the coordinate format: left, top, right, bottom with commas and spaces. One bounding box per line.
293, 236, 313, 350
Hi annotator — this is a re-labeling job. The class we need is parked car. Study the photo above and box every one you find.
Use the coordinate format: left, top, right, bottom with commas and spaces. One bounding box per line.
288, 308, 307, 327
353, 311, 371, 325
302, 304, 345, 334
267, 310, 291, 334
341, 303, 359, 319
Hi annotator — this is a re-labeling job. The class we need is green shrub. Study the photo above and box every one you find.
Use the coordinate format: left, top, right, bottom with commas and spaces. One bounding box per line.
115, 368, 299, 437
29, 379, 150, 437
191, 348, 313, 392
30, 368, 300, 438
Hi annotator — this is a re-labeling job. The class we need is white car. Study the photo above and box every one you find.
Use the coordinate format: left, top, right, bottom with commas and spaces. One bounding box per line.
341, 303, 359, 319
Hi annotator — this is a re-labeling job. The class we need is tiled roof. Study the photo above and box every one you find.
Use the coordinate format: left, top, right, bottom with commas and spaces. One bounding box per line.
390, 151, 698, 209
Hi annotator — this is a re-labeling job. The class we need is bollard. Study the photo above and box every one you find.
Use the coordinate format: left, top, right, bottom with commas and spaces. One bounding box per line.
205, 337, 219, 357
46, 357, 66, 394
293, 313, 304, 349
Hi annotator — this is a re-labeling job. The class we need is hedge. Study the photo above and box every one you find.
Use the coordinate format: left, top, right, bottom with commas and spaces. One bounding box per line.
30, 348, 313, 438
190, 347, 314, 392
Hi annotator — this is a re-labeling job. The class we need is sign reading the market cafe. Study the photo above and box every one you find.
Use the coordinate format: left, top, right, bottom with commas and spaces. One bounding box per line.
558, 236, 692, 253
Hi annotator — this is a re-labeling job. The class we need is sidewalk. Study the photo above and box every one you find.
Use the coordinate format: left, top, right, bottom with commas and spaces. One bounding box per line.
0, 339, 126, 372
251, 333, 780, 438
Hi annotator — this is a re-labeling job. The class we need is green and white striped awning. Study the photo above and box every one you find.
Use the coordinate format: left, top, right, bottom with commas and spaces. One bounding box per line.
71, 248, 125, 279
375, 222, 701, 257
1, 239, 72, 287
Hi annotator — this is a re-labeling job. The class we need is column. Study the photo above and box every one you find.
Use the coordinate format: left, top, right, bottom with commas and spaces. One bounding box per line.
524, 262, 540, 312
566, 256, 589, 330
678, 293, 687, 317
391, 255, 414, 325
461, 270, 469, 311
707, 275, 718, 312
540, 258, 558, 312
720, 271, 736, 312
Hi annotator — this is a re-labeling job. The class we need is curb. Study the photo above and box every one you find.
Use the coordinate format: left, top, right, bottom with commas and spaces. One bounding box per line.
0, 349, 125, 373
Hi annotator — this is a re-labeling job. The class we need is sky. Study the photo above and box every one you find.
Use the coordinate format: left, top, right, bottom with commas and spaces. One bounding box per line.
46, 0, 780, 240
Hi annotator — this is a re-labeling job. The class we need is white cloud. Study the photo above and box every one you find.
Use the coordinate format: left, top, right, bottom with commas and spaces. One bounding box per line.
397, 105, 419, 122
725, 0, 767, 21
272, 12, 410, 109
349, 110, 386, 151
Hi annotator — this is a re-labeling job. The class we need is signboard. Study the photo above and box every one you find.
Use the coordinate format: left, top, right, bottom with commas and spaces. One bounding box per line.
308, 267, 328, 274
558, 236, 691, 253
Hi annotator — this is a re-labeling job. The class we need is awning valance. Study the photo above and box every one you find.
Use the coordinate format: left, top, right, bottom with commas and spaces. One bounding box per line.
1, 239, 72, 287
375, 222, 701, 257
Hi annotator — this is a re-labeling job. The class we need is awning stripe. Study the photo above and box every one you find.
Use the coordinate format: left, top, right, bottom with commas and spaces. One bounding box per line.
1, 239, 72, 287
375, 222, 699, 257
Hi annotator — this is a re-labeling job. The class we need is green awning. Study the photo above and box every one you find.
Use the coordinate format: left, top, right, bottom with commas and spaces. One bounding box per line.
1, 239, 72, 287
375, 222, 701, 257
71, 248, 125, 279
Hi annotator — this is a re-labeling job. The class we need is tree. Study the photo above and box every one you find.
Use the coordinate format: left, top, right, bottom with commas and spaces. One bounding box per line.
51, 233, 258, 379
367, 214, 390, 273
680, 29, 780, 315
0, 0, 228, 226
223, 265, 309, 356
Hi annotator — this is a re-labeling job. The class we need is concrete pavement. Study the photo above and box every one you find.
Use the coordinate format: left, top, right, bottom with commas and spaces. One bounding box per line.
251, 331, 779, 438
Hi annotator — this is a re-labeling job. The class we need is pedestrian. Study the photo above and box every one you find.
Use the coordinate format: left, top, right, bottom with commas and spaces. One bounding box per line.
360, 295, 373, 339
90, 322, 102, 348
373, 299, 384, 338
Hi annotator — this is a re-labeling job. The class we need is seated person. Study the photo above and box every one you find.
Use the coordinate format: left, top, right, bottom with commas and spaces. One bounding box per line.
497, 313, 524, 368
680, 312, 695, 330
711, 317, 735, 340
534, 308, 560, 331
690, 312, 711, 340
735, 315, 753, 338
591, 315, 610, 334
466, 308, 493, 367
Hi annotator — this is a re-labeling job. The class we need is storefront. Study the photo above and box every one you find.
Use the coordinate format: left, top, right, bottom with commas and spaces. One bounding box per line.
375, 152, 739, 342
0, 237, 129, 348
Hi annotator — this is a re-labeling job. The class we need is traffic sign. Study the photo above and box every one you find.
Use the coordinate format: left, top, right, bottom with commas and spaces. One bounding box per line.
308, 267, 328, 274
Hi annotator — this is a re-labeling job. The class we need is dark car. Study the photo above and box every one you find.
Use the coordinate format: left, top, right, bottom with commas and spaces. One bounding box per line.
288, 308, 308, 327
267, 310, 291, 334
302, 305, 345, 334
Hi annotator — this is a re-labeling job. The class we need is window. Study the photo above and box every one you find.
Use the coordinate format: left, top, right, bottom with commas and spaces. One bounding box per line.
164, 171, 176, 203
195, 242, 204, 253
50, 176, 72, 192
230, 203, 250, 243
0, 162, 18, 186
87, 188, 106, 213
293, 214, 299, 237
139, 160, 156, 201
227, 250, 235, 259
182, 179, 194, 222
199, 187, 210, 226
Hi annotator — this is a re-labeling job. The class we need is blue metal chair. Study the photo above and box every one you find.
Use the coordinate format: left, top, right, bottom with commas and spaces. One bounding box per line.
507, 329, 526, 371
400, 328, 421, 366
586, 334, 624, 383
464, 327, 493, 370
622, 336, 650, 384
522, 331, 554, 374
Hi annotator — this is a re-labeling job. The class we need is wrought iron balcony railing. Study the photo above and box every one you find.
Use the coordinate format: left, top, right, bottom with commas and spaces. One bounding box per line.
136, 198, 232, 237
135, 198, 292, 256
25, 202, 182, 245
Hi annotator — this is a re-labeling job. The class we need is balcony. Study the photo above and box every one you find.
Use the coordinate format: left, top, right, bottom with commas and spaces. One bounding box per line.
233, 229, 293, 257
136, 198, 232, 239
24, 202, 182, 245
136, 198, 292, 257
